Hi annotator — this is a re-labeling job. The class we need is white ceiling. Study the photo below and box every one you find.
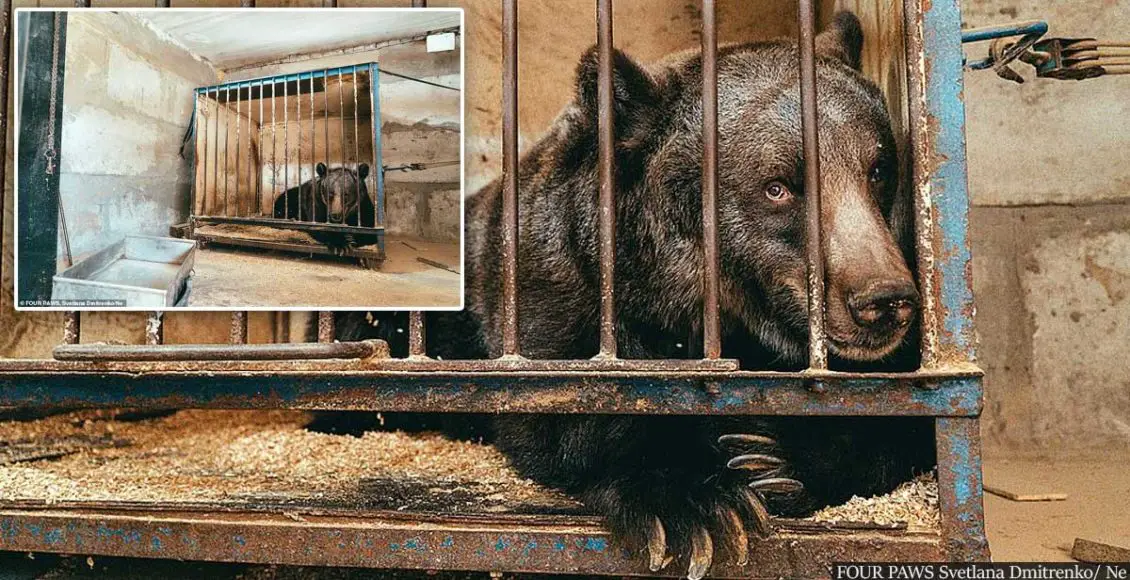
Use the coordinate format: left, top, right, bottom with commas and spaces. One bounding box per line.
131, 10, 460, 70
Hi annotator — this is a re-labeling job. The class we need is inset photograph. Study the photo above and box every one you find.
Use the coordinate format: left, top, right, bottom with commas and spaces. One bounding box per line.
14, 8, 463, 310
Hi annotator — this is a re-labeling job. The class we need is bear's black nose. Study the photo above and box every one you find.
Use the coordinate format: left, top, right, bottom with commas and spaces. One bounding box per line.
848, 280, 919, 331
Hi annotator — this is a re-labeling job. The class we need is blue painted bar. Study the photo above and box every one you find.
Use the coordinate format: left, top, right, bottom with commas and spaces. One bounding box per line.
960, 20, 1046, 44
935, 417, 991, 560
371, 64, 385, 231
194, 63, 376, 95
924, 0, 978, 365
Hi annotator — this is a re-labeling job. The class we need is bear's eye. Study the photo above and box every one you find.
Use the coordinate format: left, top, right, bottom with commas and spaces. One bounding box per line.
764, 181, 793, 202
868, 162, 887, 185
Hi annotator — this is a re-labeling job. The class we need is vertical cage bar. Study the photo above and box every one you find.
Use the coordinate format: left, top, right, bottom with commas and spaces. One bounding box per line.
62, 312, 80, 345
500, 0, 520, 357
798, 0, 828, 370
199, 93, 207, 217
272, 81, 278, 218
146, 312, 164, 345
935, 417, 991, 560
325, 69, 330, 180
338, 69, 345, 225
595, 0, 617, 359
212, 88, 219, 215
258, 81, 264, 215
408, 312, 426, 358
224, 86, 231, 216
317, 312, 335, 343
903, 0, 976, 368
701, 0, 721, 360
353, 71, 360, 225
279, 79, 284, 217
310, 74, 315, 214
235, 83, 242, 217
297, 77, 303, 210
230, 311, 249, 345
371, 66, 384, 227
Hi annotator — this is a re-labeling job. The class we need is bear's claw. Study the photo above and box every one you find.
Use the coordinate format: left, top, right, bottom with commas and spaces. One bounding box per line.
749, 477, 805, 494
717, 433, 777, 451
647, 516, 668, 572
687, 526, 713, 580
726, 453, 784, 473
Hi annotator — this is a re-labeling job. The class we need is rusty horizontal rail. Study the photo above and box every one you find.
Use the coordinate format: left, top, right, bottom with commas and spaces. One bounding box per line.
0, 507, 943, 576
52, 341, 387, 362
0, 362, 982, 416
193, 215, 386, 235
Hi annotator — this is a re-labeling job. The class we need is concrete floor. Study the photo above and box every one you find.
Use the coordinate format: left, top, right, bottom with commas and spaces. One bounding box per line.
984, 455, 1130, 561
187, 235, 461, 309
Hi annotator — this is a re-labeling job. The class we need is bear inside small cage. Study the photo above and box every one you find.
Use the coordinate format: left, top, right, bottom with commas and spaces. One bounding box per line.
190, 66, 386, 269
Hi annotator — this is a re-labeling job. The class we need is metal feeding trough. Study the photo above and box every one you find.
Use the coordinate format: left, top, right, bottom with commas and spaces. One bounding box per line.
51, 235, 196, 308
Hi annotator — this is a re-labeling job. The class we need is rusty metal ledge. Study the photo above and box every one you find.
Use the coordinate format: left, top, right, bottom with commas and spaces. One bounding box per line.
0, 508, 943, 577
0, 362, 982, 416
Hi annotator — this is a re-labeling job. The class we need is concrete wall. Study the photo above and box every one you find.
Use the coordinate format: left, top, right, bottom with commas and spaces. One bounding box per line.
58, 13, 216, 264
962, 0, 1130, 458
227, 36, 461, 241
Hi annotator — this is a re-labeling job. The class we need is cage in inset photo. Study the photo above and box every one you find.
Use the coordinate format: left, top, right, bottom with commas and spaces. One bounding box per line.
189, 64, 386, 268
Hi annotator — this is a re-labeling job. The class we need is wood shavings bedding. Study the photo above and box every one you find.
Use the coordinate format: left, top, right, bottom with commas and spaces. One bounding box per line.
0, 410, 938, 529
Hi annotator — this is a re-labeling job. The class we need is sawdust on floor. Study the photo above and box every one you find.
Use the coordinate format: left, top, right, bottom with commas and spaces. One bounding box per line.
0, 410, 938, 529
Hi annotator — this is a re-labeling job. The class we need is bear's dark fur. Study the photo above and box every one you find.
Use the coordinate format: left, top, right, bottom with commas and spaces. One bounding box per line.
331, 12, 933, 578
272, 162, 377, 251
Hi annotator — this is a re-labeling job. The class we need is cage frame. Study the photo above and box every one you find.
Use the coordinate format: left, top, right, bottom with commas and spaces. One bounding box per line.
187, 63, 387, 264
0, 0, 990, 574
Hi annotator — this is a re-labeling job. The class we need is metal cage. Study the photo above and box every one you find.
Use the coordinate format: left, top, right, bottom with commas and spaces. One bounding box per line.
0, 0, 989, 575
189, 64, 387, 264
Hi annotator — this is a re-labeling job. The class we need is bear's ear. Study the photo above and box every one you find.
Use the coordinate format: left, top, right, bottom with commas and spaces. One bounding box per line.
316, 162, 327, 178
575, 46, 660, 131
357, 163, 370, 180
815, 11, 864, 71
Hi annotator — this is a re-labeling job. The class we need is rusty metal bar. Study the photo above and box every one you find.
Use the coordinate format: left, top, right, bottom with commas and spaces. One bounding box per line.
52, 341, 384, 363
337, 69, 345, 224
324, 69, 330, 183
272, 82, 278, 217
904, 0, 939, 367
798, 0, 828, 370
0, 507, 942, 575
62, 312, 80, 345
310, 75, 315, 214
595, 0, 617, 359
230, 312, 249, 345
701, 0, 721, 360
318, 311, 335, 343
408, 311, 426, 358
214, 87, 221, 216
296, 77, 302, 218
500, 0, 520, 357
199, 94, 208, 216
280, 79, 284, 217
225, 85, 231, 216
353, 72, 360, 224
936, 417, 991, 560
258, 80, 264, 215
0, 363, 981, 416
145, 312, 164, 345
236, 82, 242, 216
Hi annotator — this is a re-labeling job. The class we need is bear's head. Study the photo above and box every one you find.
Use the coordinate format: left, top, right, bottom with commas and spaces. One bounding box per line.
315, 162, 370, 224
573, 12, 917, 365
